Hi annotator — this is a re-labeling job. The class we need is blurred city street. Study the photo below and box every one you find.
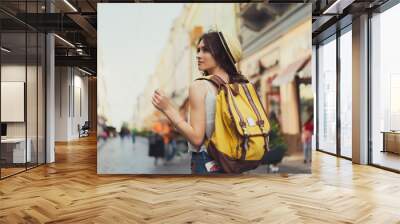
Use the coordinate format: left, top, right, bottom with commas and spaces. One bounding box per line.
98, 136, 310, 174
98, 136, 191, 174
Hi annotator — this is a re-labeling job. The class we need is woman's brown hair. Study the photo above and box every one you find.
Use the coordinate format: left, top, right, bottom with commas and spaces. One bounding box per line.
198, 32, 248, 84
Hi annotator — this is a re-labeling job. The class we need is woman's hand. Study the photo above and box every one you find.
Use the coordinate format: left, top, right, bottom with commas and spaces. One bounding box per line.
152, 89, 171, 113
150, 81, 207, 149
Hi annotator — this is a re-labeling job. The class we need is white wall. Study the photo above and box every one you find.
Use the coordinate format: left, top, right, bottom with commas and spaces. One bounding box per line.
55, 67, 89, 141
55, 67, 68, 141
72, 73, 89, 138
1, 65, 39, 138
1, 65, 26, 139
1, 63, 46, 164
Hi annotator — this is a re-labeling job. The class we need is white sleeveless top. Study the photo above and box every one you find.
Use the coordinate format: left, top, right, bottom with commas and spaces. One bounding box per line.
188, 81, 217, 152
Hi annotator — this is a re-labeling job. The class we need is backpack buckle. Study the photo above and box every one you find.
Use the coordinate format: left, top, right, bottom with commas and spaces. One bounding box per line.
257, 120, 268, 135
243, 127, 248, 136
260, 126, 267, 135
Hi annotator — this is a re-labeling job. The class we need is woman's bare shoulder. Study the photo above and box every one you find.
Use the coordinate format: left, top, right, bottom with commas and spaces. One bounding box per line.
189, 79, 208, 93
189, 80, 208, 100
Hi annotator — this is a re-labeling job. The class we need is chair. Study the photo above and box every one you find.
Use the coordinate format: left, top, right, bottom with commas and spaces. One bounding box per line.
79, 121, 90, 138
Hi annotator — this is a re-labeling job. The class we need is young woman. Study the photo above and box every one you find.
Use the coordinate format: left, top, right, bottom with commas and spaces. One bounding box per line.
152, 30, 247, 174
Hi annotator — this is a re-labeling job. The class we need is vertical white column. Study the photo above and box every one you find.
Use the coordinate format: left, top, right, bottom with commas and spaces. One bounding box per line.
352, 14, 369, 164
46, 1, 55, 163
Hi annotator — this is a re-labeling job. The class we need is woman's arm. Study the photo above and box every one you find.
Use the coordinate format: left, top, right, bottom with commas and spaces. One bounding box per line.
152, 81, 207, 149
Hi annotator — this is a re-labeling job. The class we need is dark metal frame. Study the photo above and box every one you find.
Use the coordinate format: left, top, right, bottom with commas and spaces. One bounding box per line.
315, 44, 319, 152
25, 2, 28, 171
0, 18, 2, 179
315, 33, 338, 156
336, 22, 341, 158
72, 67, 75, 118
36, 1, 39, 167
44, 0, 47, 165
338, 24, 352, 161
315, 20, 353, 162
367, 10, 372, 166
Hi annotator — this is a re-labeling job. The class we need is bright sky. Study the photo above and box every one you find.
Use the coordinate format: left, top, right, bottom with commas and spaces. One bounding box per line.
98, 3, 184, 129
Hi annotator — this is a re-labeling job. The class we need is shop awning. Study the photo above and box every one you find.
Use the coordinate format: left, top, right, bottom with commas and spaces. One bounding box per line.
272, 54, 311, 86
298, 58, 311, 79
248, 62, 280, 85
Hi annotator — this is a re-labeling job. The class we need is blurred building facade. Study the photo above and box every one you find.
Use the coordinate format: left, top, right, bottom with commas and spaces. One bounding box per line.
239, 3, 312, 153
135, 3, 239, 131
134, 3, 313, 155
97, 59, 110, 128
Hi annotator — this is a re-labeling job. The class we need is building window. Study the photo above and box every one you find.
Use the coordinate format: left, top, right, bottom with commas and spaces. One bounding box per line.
339, 27, 352, 158
317, 36, 337, 154
371, 3, 400, 171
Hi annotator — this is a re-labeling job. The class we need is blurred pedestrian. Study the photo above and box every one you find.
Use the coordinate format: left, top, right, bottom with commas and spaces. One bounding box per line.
302, 106, 313, 164
165, 130, 178, 163
148, 133, 165, 166
131, 131, 136, 144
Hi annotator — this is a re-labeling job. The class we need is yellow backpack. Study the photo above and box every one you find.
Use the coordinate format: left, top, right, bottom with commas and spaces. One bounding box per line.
196, 75, 271, 173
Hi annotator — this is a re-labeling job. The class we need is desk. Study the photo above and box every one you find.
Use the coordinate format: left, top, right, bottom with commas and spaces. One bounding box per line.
1, 138, 31, 163
381, 131, 400, 154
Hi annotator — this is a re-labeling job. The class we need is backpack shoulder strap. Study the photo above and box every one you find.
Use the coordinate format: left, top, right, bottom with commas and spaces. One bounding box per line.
210, 75, 227, 86
195, 75, 226, 90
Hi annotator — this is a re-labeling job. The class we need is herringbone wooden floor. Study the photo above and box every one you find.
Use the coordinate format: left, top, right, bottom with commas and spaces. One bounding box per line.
0, 135, 400, 224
